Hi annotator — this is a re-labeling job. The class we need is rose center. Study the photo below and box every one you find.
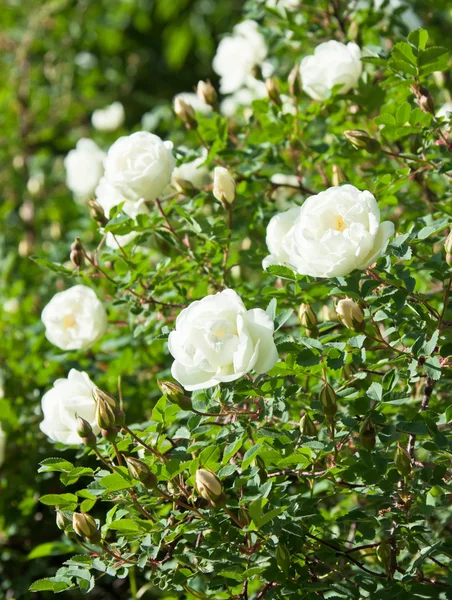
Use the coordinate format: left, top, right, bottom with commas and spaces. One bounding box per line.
334, 215, 347, 232
63, 315, 77, 329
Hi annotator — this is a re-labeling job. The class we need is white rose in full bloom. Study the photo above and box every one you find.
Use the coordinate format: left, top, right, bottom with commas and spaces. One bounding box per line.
263, 184, 394, 278
172, 151, 211, 190
213, 167, 236, 204
41, 285, 107, 351
213, 20, 267, 94
0, 425, 5, 467
91, 101, 125, 132
173, 93, 211, 116
104, 132, 175, 202
64, 139, 105, 198
40, 369, 100, 445
168, 289, 279, 391
300, 41, 362, 101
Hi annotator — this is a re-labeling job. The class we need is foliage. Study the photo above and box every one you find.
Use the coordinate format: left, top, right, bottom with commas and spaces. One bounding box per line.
1, 0, 452, 599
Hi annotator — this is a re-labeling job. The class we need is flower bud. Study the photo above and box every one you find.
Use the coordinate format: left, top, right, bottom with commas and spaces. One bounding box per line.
88, 199, 108, 226
210, 491, 227, 509
319, 383, 337, 418
447, 254, 452, 267
56, 510, 70, 531
195, 469, 223, 503
376, 540, 392, 575
265, 78, 282, 106
336, 298, 365, 332
158, 380, 192, 410
300, 413, 318, 438
101, 427, 119, 442
172, 177, 197, 194
306, 328, 319, 339
75, 416, 93, 438
288, 63, 302, 97
359, 418, 376, 449
298, 303, 317, 329
197, 80, 217, 106
418, 86, 434, 115
114, 407, 126, 427
82, 432, 97, 449
72, 512, 101, 543
276, 543, 290, 574
95, 396, 116, 430
343, 130, 380, 153
174, 97, 197, 129
331, 164, 348, 186
213, 167, 236, 205
125, 456, 157, 489
70, 237, 84, 269
394, 444, 411, 477
93, 388, 117, 409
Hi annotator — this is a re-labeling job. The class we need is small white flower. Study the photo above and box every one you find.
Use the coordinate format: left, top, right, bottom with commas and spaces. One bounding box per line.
64, 139, 105, 198
213, 167, 236, 204
40, 369, 100, 445
92, 101, 125, 132
172, 150, 211, 190
266, 0, 299, 10
173, 93, 211, 115
263, 184, 394, 278
213, 20, 267, 94
104, 132, 175, 202
300, 41, 362, 101
0, 425, 5, 467
168, 289, 279, 391
41, 285, 107, 351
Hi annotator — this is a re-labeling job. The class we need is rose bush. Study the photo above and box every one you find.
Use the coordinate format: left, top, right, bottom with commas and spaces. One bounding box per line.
2, 0, 452, 599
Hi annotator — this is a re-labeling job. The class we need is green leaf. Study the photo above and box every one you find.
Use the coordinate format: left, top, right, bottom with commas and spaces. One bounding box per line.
396, 102, 411, 125
99, 473, 131, 492
39, 493, 78, 506
408, 29, 428, 51
242, 444, 263, 470
418, 46, 450, 75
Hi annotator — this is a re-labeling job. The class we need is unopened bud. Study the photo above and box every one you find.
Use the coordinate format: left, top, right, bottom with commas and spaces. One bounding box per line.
395, 444, 411, 477
81, 432, 97, 449
56, 510, 70, 531
331, 164, 348, 186
376, 541, 392, 575
288, 63, 302, 97
210, 491, 227, 509
88, 199, 108, 226
114, 407, 126, 427
93, 388, 117, 409
125, 456, 157, 489
174, 97, 197, 129
300, 413, 318, 438
265, 78, 282, 106
95, 397, 116, 431
158, 380, 192, 410
72, 512, 101, 543
306, 328, 319, 338
213, 167, 236, 205
70, 237, 84, 269
276, 543, 290, 574
76, 416, 93, 438
101, 427, 119, 442
336, 298, 365, 332
173, 177, 197, 194
359, 418, 376, 449
344, 130, 380, 153
196, 80, 217, 106
446, 254, 452, 267
319, 383, 337, 418
195, 469, 223, 503
418, 86, 434, 115
298, 303, 317, 329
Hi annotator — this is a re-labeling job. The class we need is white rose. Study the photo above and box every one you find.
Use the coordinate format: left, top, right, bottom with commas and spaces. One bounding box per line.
64, 139, 105, 198
91, 101, 125, 132
263, 184, 394, 278
104, 132, 175, 201
266, 0, 299, 10
173, 93, 211, 116
300, 41, 362, 101
213, 20, 267, 94
41, 285, 107, 351
40, 369, 100, 445
0, 425, 5, 467
172, 151, 211, 190
213, 167, 236, 204
168, 289, 279, 391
